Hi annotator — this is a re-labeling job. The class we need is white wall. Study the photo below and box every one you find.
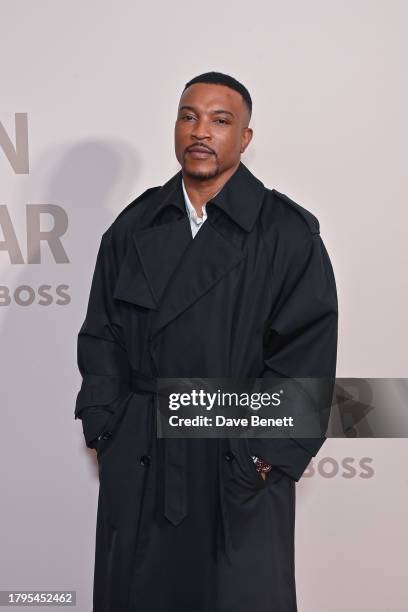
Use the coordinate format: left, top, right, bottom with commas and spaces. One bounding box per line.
1, 1, 407, 610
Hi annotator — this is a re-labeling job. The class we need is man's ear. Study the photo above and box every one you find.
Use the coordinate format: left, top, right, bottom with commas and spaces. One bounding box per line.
241, 127, 253, 153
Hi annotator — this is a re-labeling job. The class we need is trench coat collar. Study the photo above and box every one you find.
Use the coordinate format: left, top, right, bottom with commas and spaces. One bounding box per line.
142, 160, 265, 233
113, 161, 266, 342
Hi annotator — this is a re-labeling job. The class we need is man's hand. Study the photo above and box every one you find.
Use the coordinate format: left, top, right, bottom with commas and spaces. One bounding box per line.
89, 437, 99, 451
252, 455, 273, 480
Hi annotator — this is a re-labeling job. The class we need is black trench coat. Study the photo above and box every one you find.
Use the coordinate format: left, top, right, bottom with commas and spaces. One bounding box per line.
75, 161, 338, 612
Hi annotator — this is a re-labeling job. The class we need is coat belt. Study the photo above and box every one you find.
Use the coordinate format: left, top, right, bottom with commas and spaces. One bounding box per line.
129, 369, 187, 527
129, 368, 233, 561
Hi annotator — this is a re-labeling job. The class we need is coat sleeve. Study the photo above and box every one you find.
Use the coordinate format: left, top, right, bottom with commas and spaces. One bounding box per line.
74, 230, 131, 449
249, 226, 338, 481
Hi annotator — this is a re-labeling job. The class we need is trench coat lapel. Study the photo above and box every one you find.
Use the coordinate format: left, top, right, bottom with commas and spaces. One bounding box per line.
140, 219, 246, 340
113, 218, 193, 311
113, 162, 266, 342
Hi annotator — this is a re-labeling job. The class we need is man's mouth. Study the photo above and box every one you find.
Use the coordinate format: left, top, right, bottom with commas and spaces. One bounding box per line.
186, 147, 214, 159
187, 149, 213, 159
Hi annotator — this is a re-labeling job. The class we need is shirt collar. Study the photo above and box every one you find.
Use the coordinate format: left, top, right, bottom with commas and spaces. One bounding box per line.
142, 161, 266, 233
181, 178, 222, 223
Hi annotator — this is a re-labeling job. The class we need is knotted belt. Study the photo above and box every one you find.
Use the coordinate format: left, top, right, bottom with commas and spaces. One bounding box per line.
129, 369, 188, 527
127, 368, 234, 563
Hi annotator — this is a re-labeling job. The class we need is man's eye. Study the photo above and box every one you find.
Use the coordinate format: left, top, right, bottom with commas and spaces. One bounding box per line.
215, 118, 228, 124
181, 115, 194, 121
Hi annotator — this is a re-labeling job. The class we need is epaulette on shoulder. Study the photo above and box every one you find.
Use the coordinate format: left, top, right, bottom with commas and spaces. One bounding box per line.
272, 189, 320, 234
115, 185, 161, 222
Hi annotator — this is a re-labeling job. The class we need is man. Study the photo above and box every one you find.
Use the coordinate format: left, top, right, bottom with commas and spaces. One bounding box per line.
75, 71, 338, 612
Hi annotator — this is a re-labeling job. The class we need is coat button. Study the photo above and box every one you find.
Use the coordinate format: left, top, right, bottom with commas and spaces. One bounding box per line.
98, 431, 112, 441
140, 455, 151, 466
224, 451, 235, 462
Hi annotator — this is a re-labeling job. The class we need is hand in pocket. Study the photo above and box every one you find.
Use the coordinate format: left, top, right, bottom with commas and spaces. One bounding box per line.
252, 455, 273, 480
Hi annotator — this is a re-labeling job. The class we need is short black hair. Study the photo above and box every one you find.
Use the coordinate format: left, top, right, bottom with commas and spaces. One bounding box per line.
182, 71, 252, 119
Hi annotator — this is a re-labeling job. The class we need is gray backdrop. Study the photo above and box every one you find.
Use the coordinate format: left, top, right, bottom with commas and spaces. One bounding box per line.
1, 1, 407, 610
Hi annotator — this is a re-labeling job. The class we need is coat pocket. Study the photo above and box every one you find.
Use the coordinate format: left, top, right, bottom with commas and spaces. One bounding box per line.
245, 450, 284, 486
243, 439, 285, 487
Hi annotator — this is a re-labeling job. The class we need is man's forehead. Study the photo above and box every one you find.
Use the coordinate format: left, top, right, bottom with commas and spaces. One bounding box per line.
178, 104, 236, 118
180, 83, 242, 107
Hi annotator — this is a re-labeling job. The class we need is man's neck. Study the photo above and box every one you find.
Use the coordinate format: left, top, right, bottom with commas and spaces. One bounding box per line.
181, 161, 240, 209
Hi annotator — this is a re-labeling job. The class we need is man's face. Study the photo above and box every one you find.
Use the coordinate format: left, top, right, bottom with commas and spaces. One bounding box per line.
174, 82, 253, 181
